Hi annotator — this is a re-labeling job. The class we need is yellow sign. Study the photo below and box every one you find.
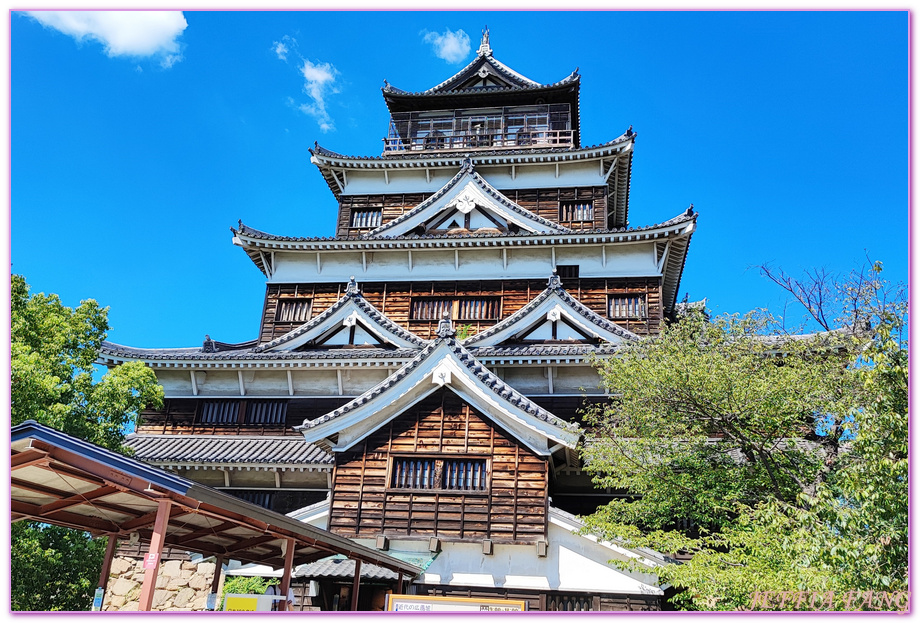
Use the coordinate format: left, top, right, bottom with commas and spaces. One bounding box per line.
224, 596, 259, 611
386, 595, 527, 612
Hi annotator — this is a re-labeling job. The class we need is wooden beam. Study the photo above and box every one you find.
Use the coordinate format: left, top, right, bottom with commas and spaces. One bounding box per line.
238, 371, 246, 396
39, 484, 119, 515
138, 499, 172, 611
119, 505, 187, 532
10, 499, 119, 533
11, 479, 143, 519
350, 559, 362, 611
190, 370, 199, 396
280, 538, 295, 611
11, 448, 49, 469
98, 534, 119, 590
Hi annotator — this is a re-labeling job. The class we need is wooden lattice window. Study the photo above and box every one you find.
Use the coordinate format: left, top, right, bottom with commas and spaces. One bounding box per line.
391, 457, 487, 491
199, 400, 239, 424
350, 208, 382, 229
276, 298, 312, 323
198, 400, 287, 425
555, 265, 579, 281
559, 201, 594, 222
608, 294, 648, 319
245, 401, 287, 425
411, 297, 501, 321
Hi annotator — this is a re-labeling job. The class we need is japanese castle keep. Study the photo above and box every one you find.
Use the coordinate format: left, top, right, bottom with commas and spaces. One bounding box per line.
100, 30, 696, 611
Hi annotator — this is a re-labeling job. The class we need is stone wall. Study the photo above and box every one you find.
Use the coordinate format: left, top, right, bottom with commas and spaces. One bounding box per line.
102, 557, 222, 612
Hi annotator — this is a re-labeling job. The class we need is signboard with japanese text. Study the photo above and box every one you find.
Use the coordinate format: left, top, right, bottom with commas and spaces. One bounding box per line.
386, 595, 527, 612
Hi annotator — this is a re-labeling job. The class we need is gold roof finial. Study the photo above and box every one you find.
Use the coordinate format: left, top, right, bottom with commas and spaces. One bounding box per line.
478, 26, 492, 57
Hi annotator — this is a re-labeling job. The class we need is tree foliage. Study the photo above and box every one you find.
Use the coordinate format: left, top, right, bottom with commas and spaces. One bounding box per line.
11, 274, 164, 611
581, 263, 907, 610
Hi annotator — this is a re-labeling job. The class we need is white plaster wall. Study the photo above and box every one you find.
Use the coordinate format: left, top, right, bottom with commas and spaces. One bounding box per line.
244, 370, 289, 396
291, 370, 340, 396
336, 161, 607, 196
553, 366, 604, 394
196, 371, 241, 396
357, 525, 659, 595
269, 242, 658, 285
500, 368, 550, 394
156, 370, 194, 396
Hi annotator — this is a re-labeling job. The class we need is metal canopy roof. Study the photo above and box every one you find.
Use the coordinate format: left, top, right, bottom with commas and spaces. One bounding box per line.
10, 420, 421, 577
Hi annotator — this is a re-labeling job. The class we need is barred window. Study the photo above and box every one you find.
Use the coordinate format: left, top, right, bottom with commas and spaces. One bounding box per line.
559, 201, 594, 222
391, 457, 487, 491
411, 297, 500, 321
199, 400, 239, 424
608, 294, 648, 319
276, 298, 312, 323
555, 265, 579, 280
198, 400, 287, 425
351, 208, 382, 229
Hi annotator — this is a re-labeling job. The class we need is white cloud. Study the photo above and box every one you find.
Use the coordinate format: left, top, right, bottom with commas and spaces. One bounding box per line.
273, 40, 288, 61
422, 28, 471, 64
297, 59, 339, 133
273, 35, 340, 133
26, 10, 187, 67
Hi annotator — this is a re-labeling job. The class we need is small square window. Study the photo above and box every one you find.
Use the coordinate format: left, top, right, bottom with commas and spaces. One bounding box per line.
555, 265, 579, 281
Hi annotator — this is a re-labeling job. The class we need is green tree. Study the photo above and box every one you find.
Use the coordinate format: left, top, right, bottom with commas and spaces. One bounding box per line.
11, 274, 164, 611
581, 263, 907, 610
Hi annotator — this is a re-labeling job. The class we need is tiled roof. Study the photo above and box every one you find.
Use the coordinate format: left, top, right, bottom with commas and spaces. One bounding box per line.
463, 273, 640, 347
125, 435, 333, 466
468, 343, 622, 358
233, 210, 696, 245
299, 328, 580, 436
382, 33, 577, 98
253, 280, 428, 352
367, 159, 570, 238
98, 342, 419, 362
294, 556, 397, 581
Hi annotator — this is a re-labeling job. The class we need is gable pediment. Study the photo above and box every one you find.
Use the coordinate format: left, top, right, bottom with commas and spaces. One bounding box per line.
254, 279, 427, 353
368, 161, 570, 238
296, 330, 581, 455
464, 274, 641, 348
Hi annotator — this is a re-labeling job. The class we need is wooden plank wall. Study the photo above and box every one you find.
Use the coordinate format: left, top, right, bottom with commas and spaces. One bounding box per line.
335, 187, 608, 236
328, 389, 548, 544
259, 277, 662, 343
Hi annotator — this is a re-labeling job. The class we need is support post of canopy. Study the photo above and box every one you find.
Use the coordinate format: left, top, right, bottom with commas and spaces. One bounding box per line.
350, 559, 362, 611
396, 573, 403, 595
209, 556, 224, 610
280, 538, 295, 611
138, 499, 172, 611
95, 534, 118, 607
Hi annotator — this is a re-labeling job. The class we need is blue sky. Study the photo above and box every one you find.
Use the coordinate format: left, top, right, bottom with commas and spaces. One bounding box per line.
11, 10, 908, 348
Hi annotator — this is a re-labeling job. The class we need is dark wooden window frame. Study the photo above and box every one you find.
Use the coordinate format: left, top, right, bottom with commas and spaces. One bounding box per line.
388, 455, 490, 494
275, 298, 313, 324
197, 400, 288, 426
410, 296, 502, 321
350, 207, 383, 229
607, 293, 648, 319
559, 200, 594, 223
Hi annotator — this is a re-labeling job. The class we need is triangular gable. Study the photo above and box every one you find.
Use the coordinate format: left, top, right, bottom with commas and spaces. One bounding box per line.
296, 319, 581, 455
463, 273, 641, 348
253, 278, 428, 352
367, 160, 571, 238
421, 29, 548, 94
